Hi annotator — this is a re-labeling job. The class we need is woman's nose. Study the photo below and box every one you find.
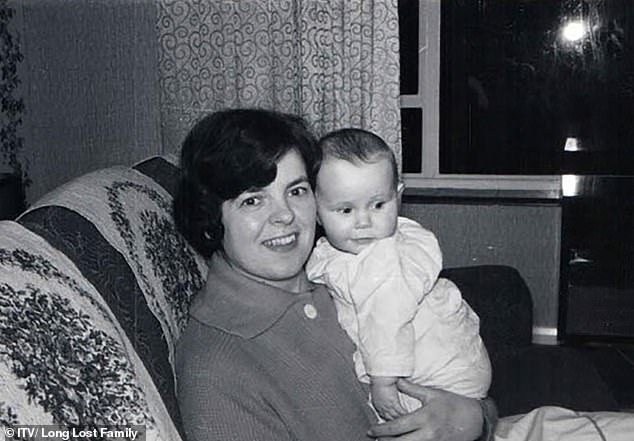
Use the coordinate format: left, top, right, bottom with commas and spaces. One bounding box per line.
270, 199, 295, 224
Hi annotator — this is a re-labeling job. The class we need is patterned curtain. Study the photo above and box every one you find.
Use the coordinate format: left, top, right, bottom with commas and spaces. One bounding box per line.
0, 0, 26, 182
157, 0, 401, 167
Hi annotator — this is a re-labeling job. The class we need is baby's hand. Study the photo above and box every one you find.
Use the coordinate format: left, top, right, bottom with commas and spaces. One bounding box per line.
370, 376, 407, 421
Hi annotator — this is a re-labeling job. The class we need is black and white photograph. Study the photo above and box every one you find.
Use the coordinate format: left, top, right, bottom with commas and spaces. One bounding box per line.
1, 1, 634, 440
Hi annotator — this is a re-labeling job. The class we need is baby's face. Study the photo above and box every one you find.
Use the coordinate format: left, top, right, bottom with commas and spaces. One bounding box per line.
315, 156, 399, 254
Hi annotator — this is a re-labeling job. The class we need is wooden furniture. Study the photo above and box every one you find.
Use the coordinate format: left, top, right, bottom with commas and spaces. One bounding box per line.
560, 176, 634, 341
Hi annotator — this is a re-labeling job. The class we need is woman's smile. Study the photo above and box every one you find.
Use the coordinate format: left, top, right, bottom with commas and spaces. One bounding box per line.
262, 232, 298, 250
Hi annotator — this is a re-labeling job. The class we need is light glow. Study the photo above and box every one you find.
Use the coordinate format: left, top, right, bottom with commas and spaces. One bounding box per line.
564, 137, 580, 152
562, 21, 587, 42
562, 174, 580, 197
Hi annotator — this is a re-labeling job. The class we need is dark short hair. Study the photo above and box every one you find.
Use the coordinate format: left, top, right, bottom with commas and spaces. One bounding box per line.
174, 108, 319, 258
316, 128, 398, 188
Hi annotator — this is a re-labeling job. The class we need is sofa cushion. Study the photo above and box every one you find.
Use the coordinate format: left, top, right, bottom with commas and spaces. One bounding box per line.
132, 154, 181, 198
16, 157, 207, 435
0, 221, 181, 439
22, 164, 207, 354
18, 206, 183, 428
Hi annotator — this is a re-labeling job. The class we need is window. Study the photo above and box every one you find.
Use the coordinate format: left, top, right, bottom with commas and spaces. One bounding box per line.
399, 0, 634, 193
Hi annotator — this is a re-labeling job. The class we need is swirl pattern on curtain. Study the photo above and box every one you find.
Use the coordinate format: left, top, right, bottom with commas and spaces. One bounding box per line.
157, 0, 401, 167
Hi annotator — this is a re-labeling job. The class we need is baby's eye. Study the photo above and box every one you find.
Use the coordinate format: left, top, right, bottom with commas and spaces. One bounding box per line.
373, 201, 385, 210
336, 207, 353, 215
240, 196, 261, 207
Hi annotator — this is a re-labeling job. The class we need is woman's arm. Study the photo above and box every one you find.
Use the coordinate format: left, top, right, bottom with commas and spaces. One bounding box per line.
367, 380, 498, 441
178, 368, 296, 441
178, 365, 294, 441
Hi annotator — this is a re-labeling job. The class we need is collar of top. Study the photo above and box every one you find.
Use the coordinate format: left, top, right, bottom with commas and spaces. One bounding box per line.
190, 253, 315, 339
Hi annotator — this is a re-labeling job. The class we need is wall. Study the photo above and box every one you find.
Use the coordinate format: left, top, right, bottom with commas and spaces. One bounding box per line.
12, 0, 163, 203
401, 200, 562, 342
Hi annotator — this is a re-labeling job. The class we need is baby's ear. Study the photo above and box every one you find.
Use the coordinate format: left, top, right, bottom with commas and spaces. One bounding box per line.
396, 182, 405, 209
397, 181, 405, 199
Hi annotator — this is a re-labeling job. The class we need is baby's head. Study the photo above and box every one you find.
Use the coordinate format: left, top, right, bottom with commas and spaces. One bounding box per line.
315, 128, 403, 254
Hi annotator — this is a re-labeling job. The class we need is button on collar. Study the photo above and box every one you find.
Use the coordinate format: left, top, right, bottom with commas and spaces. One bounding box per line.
303, 303, 318, 319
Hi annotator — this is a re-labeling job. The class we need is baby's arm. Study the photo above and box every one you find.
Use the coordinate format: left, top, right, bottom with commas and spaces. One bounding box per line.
370, 375, 407, 420
395, 217, 443, 295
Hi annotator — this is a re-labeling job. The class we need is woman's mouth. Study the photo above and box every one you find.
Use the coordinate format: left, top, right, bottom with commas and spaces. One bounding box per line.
262, 233, 298, 250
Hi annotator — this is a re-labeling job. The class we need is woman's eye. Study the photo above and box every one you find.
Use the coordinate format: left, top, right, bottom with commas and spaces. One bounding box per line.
241, 196, 261, 207
290, 186, 308, 197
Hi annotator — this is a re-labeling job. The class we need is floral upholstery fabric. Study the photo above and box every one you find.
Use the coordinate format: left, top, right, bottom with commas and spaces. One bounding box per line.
2, 155, 207, 438
0, 222, 179, 440
22, 163, 207, 361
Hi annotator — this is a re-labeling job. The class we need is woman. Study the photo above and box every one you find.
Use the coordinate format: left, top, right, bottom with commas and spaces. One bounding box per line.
173, 108, 496, 441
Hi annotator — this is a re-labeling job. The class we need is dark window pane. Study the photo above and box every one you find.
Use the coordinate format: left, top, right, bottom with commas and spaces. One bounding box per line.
399, 0, 419, 95
401, 107, 422, 173
440, 0, 634, 175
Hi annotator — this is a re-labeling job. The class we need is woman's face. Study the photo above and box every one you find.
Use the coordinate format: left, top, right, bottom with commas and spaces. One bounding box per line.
220, 149, 317, 292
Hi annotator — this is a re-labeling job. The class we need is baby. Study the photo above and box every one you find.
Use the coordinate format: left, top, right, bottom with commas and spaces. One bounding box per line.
306, 128, 492, 421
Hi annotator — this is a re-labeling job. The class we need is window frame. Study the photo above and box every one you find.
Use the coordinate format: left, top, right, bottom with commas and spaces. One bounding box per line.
401, 0, 562, 198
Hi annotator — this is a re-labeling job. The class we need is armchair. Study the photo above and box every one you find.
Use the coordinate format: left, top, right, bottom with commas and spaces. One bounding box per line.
442, 265, 618, 416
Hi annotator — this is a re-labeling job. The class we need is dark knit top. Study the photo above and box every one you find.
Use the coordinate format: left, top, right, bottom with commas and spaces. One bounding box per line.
175, 254, 376, 441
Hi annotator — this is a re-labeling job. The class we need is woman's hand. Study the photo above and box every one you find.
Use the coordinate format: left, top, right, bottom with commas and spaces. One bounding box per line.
367, 379, 483, 441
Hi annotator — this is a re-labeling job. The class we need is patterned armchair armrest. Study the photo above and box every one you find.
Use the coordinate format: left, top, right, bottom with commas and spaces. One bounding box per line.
7, 155, 207, 438
0, 221, 181, 438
